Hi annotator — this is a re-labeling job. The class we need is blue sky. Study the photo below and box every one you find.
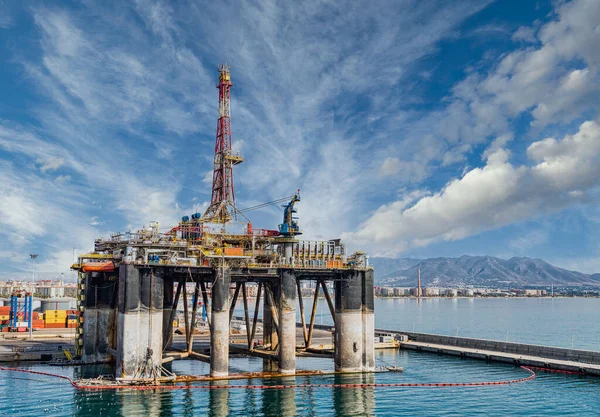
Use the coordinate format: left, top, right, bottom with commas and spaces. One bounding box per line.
1, 0, 599, 279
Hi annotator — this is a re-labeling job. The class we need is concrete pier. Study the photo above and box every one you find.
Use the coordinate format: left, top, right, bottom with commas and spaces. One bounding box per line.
210, 265, 231, 377
388, 330, 600, 376
278, 271, 297, 374
115, 265, 164, 379
82, 271, 117, 363
334, 270, 375, 372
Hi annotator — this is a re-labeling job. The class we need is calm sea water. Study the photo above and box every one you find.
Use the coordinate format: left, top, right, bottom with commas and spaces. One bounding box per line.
378, 297, 600, 350
1, 298, 599, 416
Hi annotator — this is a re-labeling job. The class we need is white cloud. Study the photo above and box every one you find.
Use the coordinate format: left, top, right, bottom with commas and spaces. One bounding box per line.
54, 175, 71, 184
553, 255, 600, 275
0, 0, 14, 29
344, 121, 600, 255
509, 229, 549, 252
0, 160, 101, 277
394, 0, 600, 173
3, 0, 600, 275
511, 26, 536, 43
483, 133, 513, 159
380, 157, 401, 176
37, 156, 65, 173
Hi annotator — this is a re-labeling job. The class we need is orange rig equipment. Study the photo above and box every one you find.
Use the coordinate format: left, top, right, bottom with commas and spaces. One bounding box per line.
81, 261, 116, 273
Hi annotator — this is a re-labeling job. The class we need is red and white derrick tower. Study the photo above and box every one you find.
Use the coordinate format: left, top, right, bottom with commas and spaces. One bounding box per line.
202, 64, 243, 223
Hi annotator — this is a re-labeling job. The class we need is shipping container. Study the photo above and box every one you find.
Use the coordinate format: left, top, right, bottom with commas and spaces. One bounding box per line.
44, 323, 66, 329
45, 309, 67, 316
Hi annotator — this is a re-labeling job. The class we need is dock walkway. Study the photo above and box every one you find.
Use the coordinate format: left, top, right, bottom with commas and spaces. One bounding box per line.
401, 340, 600, 375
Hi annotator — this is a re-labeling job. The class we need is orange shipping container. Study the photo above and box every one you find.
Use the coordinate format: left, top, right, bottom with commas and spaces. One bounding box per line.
45, 323, 66, 329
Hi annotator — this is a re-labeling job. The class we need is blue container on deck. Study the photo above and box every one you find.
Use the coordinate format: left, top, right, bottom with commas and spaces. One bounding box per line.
182, 216, 190, 222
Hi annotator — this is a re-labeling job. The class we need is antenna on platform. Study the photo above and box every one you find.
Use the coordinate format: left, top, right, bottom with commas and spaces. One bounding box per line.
418, 267, 421, 299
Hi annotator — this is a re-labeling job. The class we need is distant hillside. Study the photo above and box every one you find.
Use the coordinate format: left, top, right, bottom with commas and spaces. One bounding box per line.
368, 257, 422, 279
371, 255, 600, 287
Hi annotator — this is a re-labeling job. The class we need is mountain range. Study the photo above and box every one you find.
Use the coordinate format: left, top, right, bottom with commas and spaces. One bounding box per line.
370, 255, 600, 288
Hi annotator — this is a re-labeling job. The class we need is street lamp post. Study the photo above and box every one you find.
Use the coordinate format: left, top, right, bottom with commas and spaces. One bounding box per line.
29, 254, 39, 341
29, 254, 39, 290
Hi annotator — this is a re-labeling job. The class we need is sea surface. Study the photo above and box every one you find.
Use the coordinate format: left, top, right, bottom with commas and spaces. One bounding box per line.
1, 298, 600, 416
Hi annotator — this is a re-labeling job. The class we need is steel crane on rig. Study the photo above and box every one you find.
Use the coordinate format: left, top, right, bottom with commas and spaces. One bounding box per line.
278, 191, 302, 237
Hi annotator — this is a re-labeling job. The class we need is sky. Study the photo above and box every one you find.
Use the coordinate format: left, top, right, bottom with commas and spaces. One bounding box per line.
0, 0, 599, 280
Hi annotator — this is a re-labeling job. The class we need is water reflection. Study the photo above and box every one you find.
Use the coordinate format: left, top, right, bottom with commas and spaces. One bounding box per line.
333, 374, 375, 417
208, 380, 229, 417
261, 376, 296, 417
71, 367, 378, 416
73, 387, 174, 417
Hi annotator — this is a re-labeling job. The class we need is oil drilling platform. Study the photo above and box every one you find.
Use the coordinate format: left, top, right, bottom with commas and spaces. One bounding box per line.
72, 64, 374, 382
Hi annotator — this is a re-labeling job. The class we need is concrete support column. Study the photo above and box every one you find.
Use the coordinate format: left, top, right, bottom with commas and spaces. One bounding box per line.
115, 265, 164, 379
82, 271, 117, 363
334, 270, 374, 372
162, 278, 174, 350
278, 271, 297, 374
363, 270, 375, 370
210, 265, 231, 377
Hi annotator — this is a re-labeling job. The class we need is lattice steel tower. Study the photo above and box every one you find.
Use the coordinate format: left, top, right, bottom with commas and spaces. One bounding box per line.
202, 64, 243, 223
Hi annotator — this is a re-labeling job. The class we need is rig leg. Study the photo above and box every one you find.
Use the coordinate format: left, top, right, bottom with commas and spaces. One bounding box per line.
263, 281, 279, 372
334, 270, 375, 373
164, 279, 182, 350
115, 265, 164, 379
162, 278, 175, 350
82, 271, 117, 363
278, 270, 297, 374
210, 265, 231, 378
